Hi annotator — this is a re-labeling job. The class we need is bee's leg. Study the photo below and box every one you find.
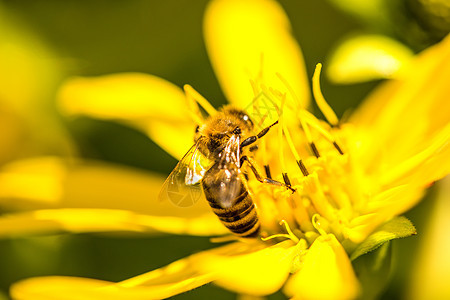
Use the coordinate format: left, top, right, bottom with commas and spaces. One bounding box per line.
240, 121, 278, 148
240, 156, 296, 193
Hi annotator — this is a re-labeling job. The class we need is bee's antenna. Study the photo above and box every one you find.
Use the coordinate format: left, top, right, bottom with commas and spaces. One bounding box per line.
240, 120, 278, 148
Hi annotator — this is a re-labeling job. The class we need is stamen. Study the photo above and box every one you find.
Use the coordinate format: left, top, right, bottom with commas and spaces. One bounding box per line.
300, 110, 345, 155
297, 160, 309, 176
300, 110, 334, 140
183, 84, 217, 116
264, 164, 272, 179
300, 118, 315, 153
278, 94, 288, 173
312, 214, 327, 236
275, 72, 320, 158
310, 142, 320, 158
282, 173, 292, 186
333, 141, 344, 155
261, 219, 300, 243
280, 219, 300, 243
282, 120, 309, 176
249, 79, 259, 98
276, 72, 303, 110
184, 87, 204, 125
187, 111, 203, 126
261, 234, 293, 242
312, 63, 339, 126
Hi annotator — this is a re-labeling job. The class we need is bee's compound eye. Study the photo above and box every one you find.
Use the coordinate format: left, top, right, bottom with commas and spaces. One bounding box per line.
241, 113, 253, 128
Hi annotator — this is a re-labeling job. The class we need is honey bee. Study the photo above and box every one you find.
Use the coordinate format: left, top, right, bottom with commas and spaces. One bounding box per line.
160, 106, 294, 238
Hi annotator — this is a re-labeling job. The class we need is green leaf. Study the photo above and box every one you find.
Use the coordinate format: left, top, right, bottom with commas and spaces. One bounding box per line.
350, 216, 416, 261
353, 242, 393, 300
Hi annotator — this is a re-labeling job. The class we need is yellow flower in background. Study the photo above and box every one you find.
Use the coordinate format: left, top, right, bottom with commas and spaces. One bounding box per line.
5, 0, 450, 299
0, 5, 74, 163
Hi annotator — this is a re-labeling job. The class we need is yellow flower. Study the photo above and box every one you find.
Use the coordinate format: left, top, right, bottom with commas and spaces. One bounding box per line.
6, 0, 450, 299
0, 5, 74, 163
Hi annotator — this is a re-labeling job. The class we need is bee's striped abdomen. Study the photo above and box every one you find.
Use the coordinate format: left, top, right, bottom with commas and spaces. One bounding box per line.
204, 187, 260, 238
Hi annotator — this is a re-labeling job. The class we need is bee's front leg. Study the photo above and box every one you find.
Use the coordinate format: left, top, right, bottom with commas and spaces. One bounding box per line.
240, 156, 296, 193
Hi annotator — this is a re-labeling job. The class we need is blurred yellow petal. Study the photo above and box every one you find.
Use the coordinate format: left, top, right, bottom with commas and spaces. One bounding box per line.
379, 123, 450, 187
10, 243, 256, 299
196, 241, 296, 296
58, 73, 195, 159
408, 176, 450, 300
11, 261, 215, 300
12, 276, 211, 300
0, 208, 225, 237
350, 34, 450, 184
0, 157, 227, 236
204, 0, 309, 113
0, 8, 60, 113
324, 0, 392, 28
327, 34, 414, 84
11, 242, 296, 299
284, 234, 360, 300
0, 6, 74, 160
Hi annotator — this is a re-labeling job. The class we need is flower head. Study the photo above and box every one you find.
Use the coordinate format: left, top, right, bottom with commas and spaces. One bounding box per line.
7, 0, 450, 299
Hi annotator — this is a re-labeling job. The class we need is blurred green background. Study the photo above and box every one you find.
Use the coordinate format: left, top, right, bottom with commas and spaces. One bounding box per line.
0, 0, 447, 299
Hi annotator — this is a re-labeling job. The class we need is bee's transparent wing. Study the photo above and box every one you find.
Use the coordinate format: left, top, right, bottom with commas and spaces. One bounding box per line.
159, 144, 212, 207
214, 134, 244, 209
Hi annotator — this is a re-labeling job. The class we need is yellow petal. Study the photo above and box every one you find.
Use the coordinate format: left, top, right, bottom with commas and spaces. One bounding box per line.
284, 234, 360, 300
0, 157, 227, 236
11, 259, 215, 300
379, 123, 450, 187
57, 73, 195, 159
0, 157, 200, 216
408, 176, 450, 300
0, 7, 60, 113
9, 242, 254, 299
327, 34, 414, 84
349, 184, 424, 243
325, 0, 389, 24
204, 0, 309, 116
351, 35, 450, 179
196, 241, 296, 296
0, 7, 74, 160
0, 208, 226, 237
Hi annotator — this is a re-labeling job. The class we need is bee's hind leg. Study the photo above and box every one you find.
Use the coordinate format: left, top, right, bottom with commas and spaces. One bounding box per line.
240, 156, 296, 193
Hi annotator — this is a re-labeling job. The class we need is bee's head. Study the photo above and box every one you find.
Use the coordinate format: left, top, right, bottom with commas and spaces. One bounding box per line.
193, 106, 254, 159
221, 106, 254, 132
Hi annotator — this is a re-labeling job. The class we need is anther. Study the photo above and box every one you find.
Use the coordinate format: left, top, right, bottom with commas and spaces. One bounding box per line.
264, 165, 272, 179
310, 142, 320, 158
296, 160, 309, 176
282, 173, 292, 186
333, 141, 344, 155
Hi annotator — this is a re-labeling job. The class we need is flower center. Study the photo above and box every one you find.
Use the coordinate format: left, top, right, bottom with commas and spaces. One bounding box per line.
247, 64, 366, 251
